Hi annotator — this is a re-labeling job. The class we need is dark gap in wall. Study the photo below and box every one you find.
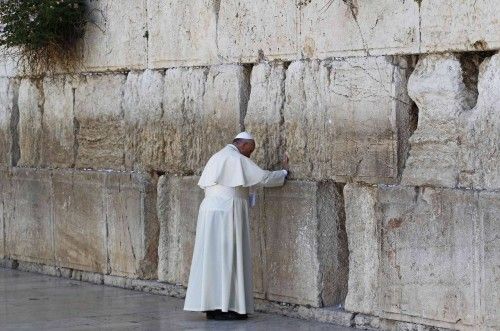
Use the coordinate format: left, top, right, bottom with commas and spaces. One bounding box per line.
397, 54, 419, 179
457, 51, 495, 109
9, 80, 20, 167
239, 63, 253, 131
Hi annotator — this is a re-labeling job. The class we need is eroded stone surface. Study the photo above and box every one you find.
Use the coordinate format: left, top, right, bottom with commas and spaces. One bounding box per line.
263, 181, 347, 307
157, 176, 203, 286
244, 63, 286, 170
344, 183, 499, 329
81, 0, 147, 70
147, 0, 218, 68
52, 170, 107, 273
41, 76, 76, 168
104, 172, 159, 279
218, 0, 298, 63
420, 0, 500, 53
123, 70, 164, 171
300, 0, 419, 58
5, 168, 54, 265
284, 57, 412, 184
0, 78, 18, 166
74, 74, 126, 170
162, 65, 246, 174
480, 191, 500, 329
17, 79, 43, 167
403, 53, 500, 190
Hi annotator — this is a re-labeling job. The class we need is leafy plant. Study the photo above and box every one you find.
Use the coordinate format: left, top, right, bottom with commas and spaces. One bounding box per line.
0, 0, 86, 74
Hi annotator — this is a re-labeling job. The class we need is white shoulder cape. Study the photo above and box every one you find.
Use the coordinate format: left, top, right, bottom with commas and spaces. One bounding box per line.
198, 144, 267, 188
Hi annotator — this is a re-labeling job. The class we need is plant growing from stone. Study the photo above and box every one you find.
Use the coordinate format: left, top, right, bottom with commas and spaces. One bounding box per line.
0, 0, 86, 74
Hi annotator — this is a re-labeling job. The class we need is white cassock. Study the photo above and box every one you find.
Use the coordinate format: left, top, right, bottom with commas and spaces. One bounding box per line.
183, 144, 287, 314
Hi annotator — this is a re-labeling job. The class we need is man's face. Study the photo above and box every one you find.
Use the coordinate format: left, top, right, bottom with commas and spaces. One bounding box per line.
240, 140, 255, 158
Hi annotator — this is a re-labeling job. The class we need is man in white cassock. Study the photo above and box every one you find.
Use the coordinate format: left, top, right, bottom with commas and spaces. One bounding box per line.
183, 132, 289, 320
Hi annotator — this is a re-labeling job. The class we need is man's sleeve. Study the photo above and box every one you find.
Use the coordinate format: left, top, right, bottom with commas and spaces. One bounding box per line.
259, 170, 288, 187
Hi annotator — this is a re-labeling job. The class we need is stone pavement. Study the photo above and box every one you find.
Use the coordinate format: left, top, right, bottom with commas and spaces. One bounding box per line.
0, 268, 354, 330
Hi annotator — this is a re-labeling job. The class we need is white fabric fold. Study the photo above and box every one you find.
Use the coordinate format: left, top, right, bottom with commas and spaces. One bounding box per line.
198, 145, 267, 189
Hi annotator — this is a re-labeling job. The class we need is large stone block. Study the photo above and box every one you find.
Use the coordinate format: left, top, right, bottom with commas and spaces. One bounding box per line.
104, 172, 159, 279
17, 79, 43, 167
300, 0, 420, 58
284, 57, 413, 184
157, 176, 203, 286
403, 53, 500, 190
420, 0, 500, 53
200, 65, 249, 170
344, 183, 500, 329
147, 0, 218, 68
52, 170, 108, 273
81, 0, 147, 70
480, 191, 500, 329
0, 78, 19, 167
217, 0, 298, 63
0, 169, 9, 259
161, 65, 246, 174
263, 181, 347, 307
41, 76, 76, 168
244, 63, 286, 170
4, 168, 54, 265
74, 74, 126, 170
123, 70, 164, 171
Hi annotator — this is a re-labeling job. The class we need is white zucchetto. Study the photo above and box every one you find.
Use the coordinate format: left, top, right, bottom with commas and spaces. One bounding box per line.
234, 132, 254, 140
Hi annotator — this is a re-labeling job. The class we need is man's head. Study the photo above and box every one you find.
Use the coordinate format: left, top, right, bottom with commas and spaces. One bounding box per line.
232, 132, 255, 158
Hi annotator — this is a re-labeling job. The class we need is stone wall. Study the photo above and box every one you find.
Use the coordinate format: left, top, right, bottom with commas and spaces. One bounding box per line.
0, 168, 159, 279
0, 1, 499, 330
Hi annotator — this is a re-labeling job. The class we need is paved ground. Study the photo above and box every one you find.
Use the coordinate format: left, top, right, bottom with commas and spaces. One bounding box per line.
0, 268, 353, 330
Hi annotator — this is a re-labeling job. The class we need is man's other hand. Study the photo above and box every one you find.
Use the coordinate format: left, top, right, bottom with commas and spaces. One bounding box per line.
282, 153, 289, 171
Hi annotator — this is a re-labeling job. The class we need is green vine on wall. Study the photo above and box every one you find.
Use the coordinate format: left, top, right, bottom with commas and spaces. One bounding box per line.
0, 0, 87, 74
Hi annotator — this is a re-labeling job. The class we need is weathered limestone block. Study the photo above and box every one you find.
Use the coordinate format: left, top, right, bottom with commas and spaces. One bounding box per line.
344, 183, 500, 329
74, 74, 126, 170
480, 191, 500, 329
147, 0, 218, 68
244, 63, 286, 169
420, 0, 500, 53
403, 53, 500, 190
344, 184, 379, 315
402, 54, 475, 188
17, 79, 43, 167
300, 0, 419, 58
0, 169, 9, 259
200, 65, 249, 170
161, 65, 246, 174
123, 70, 164, 171
263, 181, 347, 307
81, 0, 147, 70
41, 76, 76, 168
160, 68, 206, 173
52, 170, 108, 273
284, 57, 412, 184
4, 168, 54, 265
104, 172, 159, 279
157, 176, 203, 286
460, 54, 500, 190
0, 78, 19, 166
217, 0, 298, 63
